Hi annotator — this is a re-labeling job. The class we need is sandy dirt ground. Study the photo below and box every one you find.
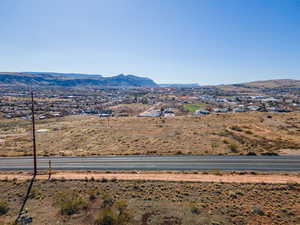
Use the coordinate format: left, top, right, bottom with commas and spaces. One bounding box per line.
1, 112, 300, 157
1, 172, 299, 184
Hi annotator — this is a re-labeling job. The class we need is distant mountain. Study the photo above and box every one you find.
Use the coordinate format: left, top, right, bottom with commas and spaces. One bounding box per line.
219, 79, 300, 89
159, 83, 199, 88
216, 79, 300, 94
239, 79, 300, 89
22, 72, 103, 79
0, 72, 158, 87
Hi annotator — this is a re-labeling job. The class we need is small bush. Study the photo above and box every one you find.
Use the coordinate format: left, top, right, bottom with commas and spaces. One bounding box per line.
191, 205, 201, 215
230, 126, 242, 132
88, 188, 98, 201
252, 206, 265, 216
287, 182, 299, 190
29, 187, 41, 199
223, 139, 229, 144
261, 152, 278, 156
111, 177, 117, 182
100, 178, 108, 183
211, 142, 219, 148
95, 200, 132, 225
229, 143, 239, 153
0, 201, 9, 216
102, 194, 114, 208
56, 191, 88, 215
212, 169, 222, 176
95, 208, 115, 225
245, 130, 253, 135
229, 191, 238, 199
218, 130, 230, 137
247, 152, 257, 156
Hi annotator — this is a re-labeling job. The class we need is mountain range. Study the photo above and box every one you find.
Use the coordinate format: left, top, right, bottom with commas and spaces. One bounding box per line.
0, 72, 158, 87
0, 72, 299, 91
159, 83, 199, 87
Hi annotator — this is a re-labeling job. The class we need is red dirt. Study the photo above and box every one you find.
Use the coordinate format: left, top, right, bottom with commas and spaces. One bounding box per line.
0, 172, 299, 184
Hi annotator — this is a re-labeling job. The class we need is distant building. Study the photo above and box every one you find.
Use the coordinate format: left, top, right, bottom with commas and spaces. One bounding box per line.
247, 106, 260, 111
50, 112, 62, 117
233, 108, 246, 113
194, 110, 210, 115
99, 110, 113, 117
261, 97, 280, 103
213, 108, 229, 113
163, 108, 175, 117
138, 110, 161, 117
39, 115, 47, 120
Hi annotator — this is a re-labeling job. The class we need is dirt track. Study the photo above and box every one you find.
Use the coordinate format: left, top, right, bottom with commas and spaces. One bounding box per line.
1, 172, 299, 184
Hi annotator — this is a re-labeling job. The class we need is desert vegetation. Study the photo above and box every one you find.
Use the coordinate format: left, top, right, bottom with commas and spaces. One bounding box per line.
0, 178, 299, 224
0, 112, 300, 157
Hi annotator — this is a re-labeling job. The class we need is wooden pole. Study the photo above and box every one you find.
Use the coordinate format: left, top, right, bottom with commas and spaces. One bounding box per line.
48, 160, 52, 180
31, 91, 37, 176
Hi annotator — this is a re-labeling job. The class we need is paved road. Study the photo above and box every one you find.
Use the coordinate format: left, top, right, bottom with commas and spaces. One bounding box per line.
0, 155, 300, 171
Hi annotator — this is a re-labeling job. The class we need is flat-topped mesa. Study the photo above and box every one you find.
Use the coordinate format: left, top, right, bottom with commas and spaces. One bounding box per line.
0, 72, 159, 88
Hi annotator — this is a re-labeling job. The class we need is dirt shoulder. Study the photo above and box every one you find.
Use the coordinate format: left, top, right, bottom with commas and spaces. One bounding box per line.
1, 171, 299, 184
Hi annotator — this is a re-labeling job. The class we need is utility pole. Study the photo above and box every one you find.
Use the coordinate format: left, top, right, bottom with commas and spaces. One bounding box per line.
31, 90, 37, 176
15, 89, 37, 224
48, 160, 52, 180
107, 116, 110, 128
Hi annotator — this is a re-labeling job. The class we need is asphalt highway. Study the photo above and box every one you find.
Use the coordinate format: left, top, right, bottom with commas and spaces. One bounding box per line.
0, 155, 300, 171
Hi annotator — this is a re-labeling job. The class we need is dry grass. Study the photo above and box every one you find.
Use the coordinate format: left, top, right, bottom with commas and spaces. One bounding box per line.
2, 96, 71, 102
108, 103, 150, 116
1, 171, 300, 183
217, 79, 300, 93
0, 179, 299, 224
1, 112, 300, 156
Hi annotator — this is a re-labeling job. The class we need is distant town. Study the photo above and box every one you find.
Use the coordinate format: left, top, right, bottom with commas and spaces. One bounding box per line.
1, 80, 300, 120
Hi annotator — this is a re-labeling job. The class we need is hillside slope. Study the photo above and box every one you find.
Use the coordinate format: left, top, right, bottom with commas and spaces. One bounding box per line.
217, 79, 300, 94
0, 72, 158, 87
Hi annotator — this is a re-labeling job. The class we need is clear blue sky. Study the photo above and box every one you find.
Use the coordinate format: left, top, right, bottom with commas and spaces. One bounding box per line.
0, 0, 300, 84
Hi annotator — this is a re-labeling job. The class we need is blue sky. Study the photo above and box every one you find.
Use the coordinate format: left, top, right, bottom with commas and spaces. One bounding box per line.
0, 0, 299, 84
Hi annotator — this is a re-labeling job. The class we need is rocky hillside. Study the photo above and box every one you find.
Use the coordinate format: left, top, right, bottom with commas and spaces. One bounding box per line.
217, 79, 300, 94
0, 72, 158, 87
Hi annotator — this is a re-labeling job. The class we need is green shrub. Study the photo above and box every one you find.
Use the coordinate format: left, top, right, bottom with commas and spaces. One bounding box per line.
230, 126, 242, 132
191, 205, 201, 215
0, 201, 9, 216
88, 188, 98, 201
95, 200, 132, 225
223, 139, 229, 144
175, 150, 183, 155
252, 206, 265, 216
56, 191, 87, 215
211, 142, 219, 148
111, 177, 117, 182
287, 182, 299, 190
102, 194, 114, 208
229, 143, 239, 153
228, 191, 237, 199
100, 178, 108, 183
218, 130, 230, 137
95, 208, 116, 225
212, 169, 222, 176
245, 130, 253, 135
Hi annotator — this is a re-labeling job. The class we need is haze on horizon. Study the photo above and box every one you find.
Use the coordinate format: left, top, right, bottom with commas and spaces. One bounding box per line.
0, 0, 299, 85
